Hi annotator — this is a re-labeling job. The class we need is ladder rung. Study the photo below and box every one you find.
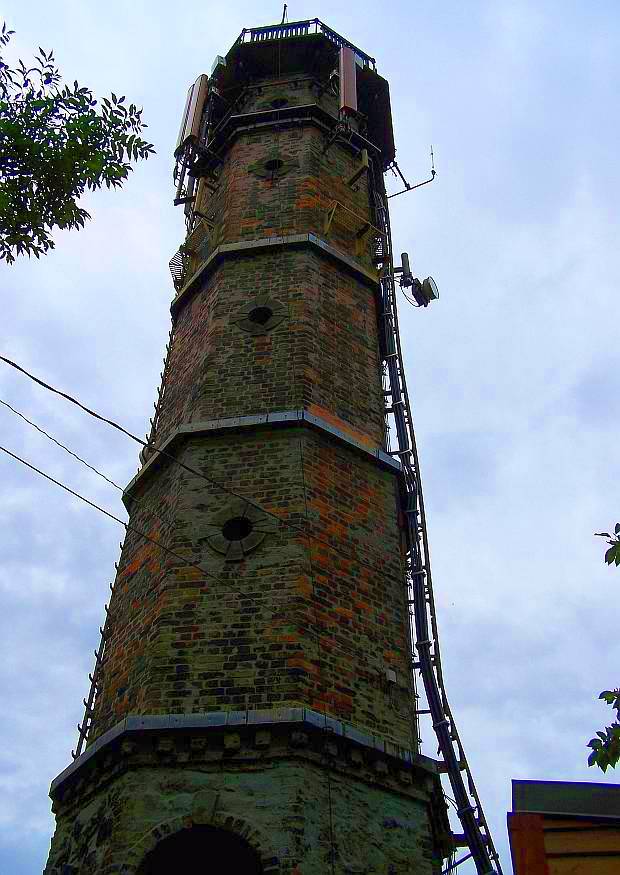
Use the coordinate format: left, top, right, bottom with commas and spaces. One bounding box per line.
437, 759, 467, 774
411, 659, 436, 669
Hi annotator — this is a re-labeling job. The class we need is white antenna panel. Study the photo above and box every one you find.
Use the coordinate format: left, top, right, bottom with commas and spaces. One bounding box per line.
175, 73, 209, 156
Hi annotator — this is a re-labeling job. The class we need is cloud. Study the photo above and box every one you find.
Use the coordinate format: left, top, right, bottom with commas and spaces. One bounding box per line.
2, 2, 620, 873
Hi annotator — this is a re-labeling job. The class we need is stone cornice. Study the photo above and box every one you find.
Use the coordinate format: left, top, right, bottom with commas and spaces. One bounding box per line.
49, 708, 453, 855
123, 409, 401, 509
50, 707, 439, 799
170, 232, 380, 319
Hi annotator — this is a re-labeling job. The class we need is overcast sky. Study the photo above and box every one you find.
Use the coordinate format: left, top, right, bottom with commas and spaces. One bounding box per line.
1, 2, 619, 873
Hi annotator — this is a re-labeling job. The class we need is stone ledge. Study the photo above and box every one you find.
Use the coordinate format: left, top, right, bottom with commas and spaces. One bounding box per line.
170, 232, 380, 319
50, 707, 438, 799
123, 409, 401, 509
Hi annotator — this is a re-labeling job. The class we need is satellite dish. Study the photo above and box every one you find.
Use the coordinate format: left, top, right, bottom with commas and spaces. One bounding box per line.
409, 276, 439, 307
422, 276, 439, 303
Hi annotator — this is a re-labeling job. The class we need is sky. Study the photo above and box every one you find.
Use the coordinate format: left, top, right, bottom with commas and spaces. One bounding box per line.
1, 1, 619, 872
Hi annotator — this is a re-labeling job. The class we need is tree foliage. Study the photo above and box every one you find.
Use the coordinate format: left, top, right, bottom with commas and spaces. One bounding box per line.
588, 690, 620, 773
595, 524, 620, 567
587, 524, 620, 771
0, 23, 154, 264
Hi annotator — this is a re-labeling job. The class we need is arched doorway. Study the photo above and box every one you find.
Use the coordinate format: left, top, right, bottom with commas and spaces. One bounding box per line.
137, 824, 263, 874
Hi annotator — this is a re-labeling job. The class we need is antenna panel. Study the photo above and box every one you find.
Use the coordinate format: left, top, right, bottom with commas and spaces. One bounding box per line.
339, 46, 358, 115
175, 82, 194, 155
175, 73, 209, 157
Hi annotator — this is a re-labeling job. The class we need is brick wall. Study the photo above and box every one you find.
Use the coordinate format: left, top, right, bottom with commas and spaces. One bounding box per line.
88, 59, 415, 752
155, 248, 385, 450
92, 427, 414, 748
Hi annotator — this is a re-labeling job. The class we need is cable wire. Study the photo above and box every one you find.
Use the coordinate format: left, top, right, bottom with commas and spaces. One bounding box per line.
0, 443, 269, 608
0, 411, 386, 662
0, 397, 123, 493
0, 353, 404, 588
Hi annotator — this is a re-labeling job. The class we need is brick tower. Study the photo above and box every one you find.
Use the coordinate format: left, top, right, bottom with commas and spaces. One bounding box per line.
45, 19, 452, 875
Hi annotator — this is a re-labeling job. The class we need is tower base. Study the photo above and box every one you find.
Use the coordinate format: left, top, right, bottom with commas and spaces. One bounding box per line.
46, 709, 452, 874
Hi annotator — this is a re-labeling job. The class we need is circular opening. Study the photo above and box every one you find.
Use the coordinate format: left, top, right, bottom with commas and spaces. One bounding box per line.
222, 516, 253, 542
271, 97, 288, 109
264, 158, 284, 173
247, 306, 273, 326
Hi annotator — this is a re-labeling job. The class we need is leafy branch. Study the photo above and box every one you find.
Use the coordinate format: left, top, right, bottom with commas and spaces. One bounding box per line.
594, 523, 620, 567
588, 690, 620, 772
587, 524, 620, 771
0, 23, 155, 264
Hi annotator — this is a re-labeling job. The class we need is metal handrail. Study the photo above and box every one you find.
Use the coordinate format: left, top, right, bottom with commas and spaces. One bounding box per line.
236, 18, 376, 69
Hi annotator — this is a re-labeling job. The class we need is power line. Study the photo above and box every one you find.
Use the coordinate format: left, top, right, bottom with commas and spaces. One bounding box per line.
0, 397, 123, 494
0, 395, 193, 551
0, 395, 251, 601
0, 353, 404, 587
0, 355, 142, 445
0, 434, 390, 656
0, 395, 301, 611
0, 443, 266, 607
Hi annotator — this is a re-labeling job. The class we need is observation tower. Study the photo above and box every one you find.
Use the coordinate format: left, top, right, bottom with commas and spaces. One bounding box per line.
45, 18, 501, 875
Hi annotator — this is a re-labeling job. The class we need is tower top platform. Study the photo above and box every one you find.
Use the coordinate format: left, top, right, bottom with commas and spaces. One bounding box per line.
214, 18, 395, 165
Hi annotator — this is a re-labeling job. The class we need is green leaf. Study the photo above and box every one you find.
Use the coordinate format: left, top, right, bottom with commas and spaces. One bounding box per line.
588, 750, 598, 767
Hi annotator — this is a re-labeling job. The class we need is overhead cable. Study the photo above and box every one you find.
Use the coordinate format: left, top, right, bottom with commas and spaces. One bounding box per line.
0, 397, 123, 493
0, 443, 265, 606
0, 434, 380, 661
0, 353, 401, 586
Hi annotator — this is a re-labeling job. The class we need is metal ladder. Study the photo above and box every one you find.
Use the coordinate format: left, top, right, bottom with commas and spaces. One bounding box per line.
72, 327, 176, 759
72, 581, 115, 759
370, 166, 503, 875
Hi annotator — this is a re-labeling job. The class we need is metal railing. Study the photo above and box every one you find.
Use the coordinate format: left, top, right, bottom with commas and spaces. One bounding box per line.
236, 18, 376, 69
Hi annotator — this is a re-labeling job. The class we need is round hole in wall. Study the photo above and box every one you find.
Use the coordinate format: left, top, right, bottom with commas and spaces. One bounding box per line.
264, 158, 284, 173
222, 516, 254, 542
271, 97, 288, 109
247, 306, 274, 326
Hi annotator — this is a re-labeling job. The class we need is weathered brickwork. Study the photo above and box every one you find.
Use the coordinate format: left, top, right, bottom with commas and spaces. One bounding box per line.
154, 249, 385, 450
46, 29, 450, 875
90, 428, 413, 748
193, 79, 371, 266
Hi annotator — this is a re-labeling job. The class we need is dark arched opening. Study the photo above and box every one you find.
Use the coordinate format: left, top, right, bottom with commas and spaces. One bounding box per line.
137, 825, 263, 874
